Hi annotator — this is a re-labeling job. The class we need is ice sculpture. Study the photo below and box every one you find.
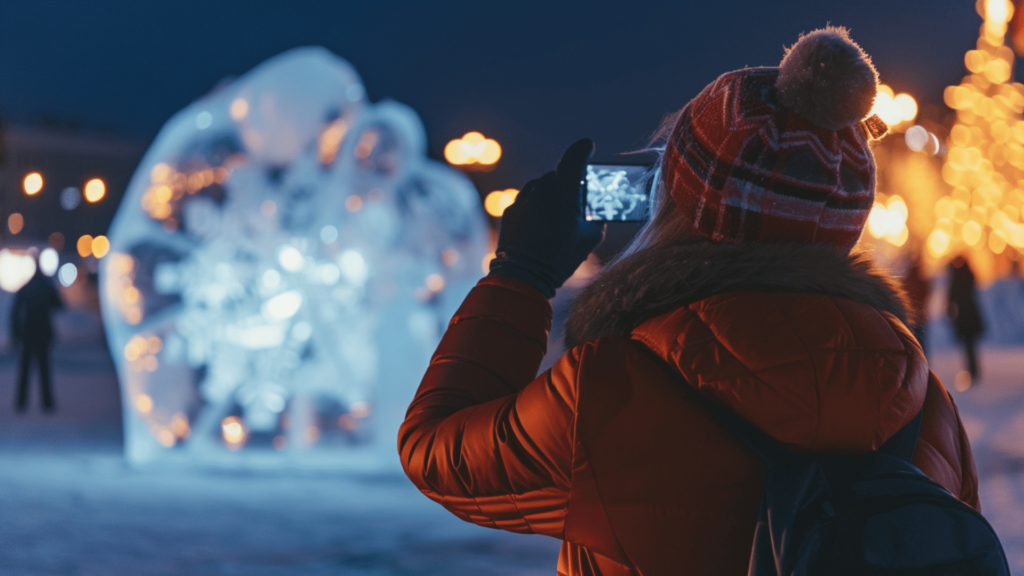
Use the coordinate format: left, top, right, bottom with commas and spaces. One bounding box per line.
101, 48, 488, 468
585, 165, 650, 221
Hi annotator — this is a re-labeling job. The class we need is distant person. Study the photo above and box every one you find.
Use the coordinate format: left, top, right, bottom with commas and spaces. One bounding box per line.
948, 254, 984, 383
11, 264, 63, 412
903, 251, 931, 356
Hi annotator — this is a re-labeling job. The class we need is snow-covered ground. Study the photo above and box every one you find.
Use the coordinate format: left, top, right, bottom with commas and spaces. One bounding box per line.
931, 345, 1024, 573
0, 308, 1022, 575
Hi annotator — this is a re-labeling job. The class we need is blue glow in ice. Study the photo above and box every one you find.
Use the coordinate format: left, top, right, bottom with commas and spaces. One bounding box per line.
101, 47, 488, 468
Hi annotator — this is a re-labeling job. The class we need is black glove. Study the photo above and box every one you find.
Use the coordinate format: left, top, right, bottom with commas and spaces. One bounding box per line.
489, 138, 604, 298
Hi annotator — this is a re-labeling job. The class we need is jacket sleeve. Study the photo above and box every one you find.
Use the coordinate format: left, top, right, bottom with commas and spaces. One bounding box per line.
398, 275, 577, 537
913, 371, 981, 511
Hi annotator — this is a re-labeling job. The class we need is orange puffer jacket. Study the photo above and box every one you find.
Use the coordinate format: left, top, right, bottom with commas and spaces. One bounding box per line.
399, 243, 979, 576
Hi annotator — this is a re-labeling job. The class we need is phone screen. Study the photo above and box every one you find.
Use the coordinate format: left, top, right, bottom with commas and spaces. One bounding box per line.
585, 164, 652, 222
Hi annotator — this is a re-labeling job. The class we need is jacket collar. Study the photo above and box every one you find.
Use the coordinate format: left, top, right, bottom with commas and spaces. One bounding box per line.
564, 241, 910, 349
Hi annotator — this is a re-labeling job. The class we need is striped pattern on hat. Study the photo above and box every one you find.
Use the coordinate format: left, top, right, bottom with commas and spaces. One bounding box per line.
662, 67, 877, 248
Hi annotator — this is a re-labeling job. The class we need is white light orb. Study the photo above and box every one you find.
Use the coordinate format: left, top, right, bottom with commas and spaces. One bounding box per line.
58, 263, 79, 287
277, 245, 305, 272
39, 248, 59, 276
905, 125, 929, 152
0, 249, 36, 292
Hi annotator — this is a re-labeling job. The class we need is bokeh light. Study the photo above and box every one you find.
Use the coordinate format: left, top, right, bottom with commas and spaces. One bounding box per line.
39, 248, 59, 277
870, 85, 918, 128
23, 172, 43, 195
484, 189, 518, 217
7, 213, 23, 235
58, 263, 78, 287
49, 232, 65, 251
84, 178, 106, 203
221, 416, 247, 448
91, 235, 111, 258
77, 235, 93, 257
444, 132, 502, 166
0, 249, 37, 292
928, 0, 1024, 268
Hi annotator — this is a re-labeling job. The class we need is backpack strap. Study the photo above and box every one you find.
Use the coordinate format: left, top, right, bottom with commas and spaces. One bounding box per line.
877, 408, 924, 463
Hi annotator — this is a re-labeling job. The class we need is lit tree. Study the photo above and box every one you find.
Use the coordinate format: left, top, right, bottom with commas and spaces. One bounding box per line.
931, 0, 1024, 280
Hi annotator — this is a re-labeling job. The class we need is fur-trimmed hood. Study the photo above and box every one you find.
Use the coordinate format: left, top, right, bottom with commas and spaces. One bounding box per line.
565, 241, 911, 349
565, 241, 927, 453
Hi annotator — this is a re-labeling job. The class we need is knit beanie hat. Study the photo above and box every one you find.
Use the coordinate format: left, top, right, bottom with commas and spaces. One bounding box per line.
661, 27, 888, 248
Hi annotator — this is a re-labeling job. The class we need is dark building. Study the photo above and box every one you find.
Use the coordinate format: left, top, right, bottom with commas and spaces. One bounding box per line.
0, 123, 148, 251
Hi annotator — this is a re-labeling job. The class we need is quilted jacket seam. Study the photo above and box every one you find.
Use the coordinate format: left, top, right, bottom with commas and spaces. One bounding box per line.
448, 313, 550, 351
765, 294, 826, 450
428, 356, 520, 394
680, 303, 789, 406
570, 341, 635, 569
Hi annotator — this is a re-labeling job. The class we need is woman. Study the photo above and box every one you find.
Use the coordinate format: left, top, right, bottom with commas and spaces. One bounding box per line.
399, 27, 978, 575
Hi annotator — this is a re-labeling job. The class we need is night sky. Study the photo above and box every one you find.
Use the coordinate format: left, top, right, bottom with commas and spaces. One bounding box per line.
0, 0, 981, 192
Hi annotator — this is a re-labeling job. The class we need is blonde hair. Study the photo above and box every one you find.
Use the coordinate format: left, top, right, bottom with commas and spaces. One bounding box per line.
611, 108, 705, 264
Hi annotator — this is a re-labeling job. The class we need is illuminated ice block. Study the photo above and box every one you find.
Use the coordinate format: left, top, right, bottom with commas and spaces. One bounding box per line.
101, 47, 488, 468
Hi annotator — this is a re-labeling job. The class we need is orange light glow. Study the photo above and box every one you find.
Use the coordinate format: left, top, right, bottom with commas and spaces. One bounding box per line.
482, 251, 496, 274
84, 178, 106, 203
318, 118, 349, 164
354, 129, 378, 160
870, 85, 918, 127
230, 98, 249, 120
23, 172, 43, 195
150, 163, 172, 183
426, 273, 445, 292
77, 235, 93, 257
221, 416, 247, 446
441, 248, 460, 267
135, 394, 154, 414
444, 131, 502, 166
927, 230, 951, 258
91, 235, 111, 258
7, 213, 23, 235
171, 413, 191, 438
484, 189, 518, 217
157, 429, 177, 447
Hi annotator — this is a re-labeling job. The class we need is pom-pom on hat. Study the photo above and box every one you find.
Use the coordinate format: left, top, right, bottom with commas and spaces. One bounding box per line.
661, 26, 887, 248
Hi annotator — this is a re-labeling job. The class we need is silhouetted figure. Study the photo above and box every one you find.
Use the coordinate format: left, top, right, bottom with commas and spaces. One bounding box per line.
948, 255, 984, 382
11, 269, 63, 412
904, 252, 931, 357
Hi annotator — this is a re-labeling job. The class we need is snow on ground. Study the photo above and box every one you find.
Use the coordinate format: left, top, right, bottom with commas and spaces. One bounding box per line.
1, 308, 1023, 575
931, 344, 1024, 573
0, 314, 560, 576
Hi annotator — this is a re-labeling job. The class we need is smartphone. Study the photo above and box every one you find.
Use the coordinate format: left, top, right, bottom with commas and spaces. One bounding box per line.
585, 163, 653, 222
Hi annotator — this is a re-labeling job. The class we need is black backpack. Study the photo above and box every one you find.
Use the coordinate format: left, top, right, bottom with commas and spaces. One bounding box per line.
675, 373, 1010, 575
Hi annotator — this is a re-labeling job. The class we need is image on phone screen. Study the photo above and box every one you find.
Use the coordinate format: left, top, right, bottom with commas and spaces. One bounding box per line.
585, 164, 651, 222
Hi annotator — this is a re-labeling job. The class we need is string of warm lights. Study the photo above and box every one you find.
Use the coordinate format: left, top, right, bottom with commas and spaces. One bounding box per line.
929, 0, 1024, 267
